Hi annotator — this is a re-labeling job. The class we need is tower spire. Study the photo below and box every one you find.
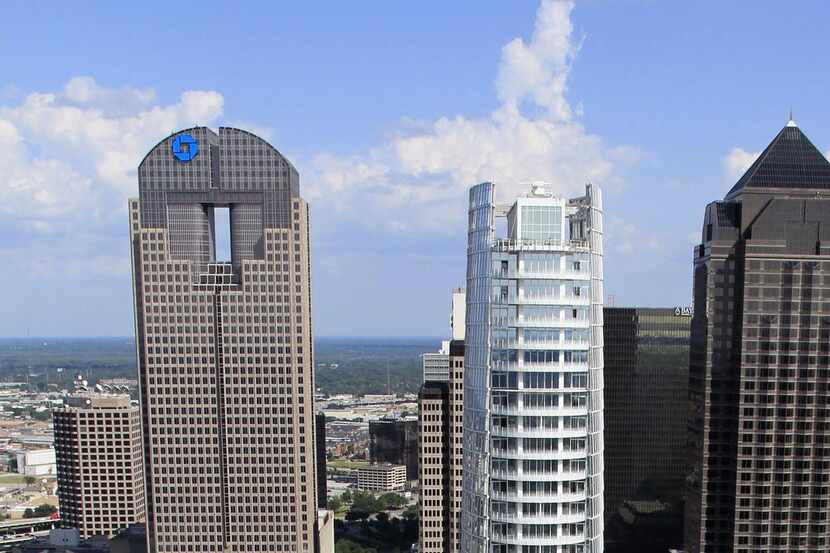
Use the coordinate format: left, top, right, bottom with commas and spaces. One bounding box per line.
787, 108, 797, 127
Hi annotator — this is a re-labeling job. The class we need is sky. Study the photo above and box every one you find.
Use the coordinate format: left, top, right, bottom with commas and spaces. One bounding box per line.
2, 0, 830, 337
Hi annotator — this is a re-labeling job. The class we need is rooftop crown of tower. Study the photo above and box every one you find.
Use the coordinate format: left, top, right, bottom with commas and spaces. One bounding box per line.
725, 121, 830, 200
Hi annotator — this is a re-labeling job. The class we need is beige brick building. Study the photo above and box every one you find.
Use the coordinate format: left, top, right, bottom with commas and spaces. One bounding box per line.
130, 127, 317, 553
53, 394, 145, 538
419, 340, 464, 553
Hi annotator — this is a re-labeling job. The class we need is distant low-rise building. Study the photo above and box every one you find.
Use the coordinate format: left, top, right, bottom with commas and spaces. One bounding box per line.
356, 464, 406, 492
13, 528, 110, 553
15, 448, 56, 476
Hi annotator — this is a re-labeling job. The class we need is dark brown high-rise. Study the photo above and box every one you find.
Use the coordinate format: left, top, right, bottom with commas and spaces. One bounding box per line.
129, 127, 317, 553
685, 119, 830, 553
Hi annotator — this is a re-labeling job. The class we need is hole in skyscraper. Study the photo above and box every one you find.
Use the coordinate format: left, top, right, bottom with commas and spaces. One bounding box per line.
214, 207, 231, 262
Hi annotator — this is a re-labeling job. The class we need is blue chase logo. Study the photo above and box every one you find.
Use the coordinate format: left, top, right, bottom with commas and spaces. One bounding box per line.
171, 133, 199, 162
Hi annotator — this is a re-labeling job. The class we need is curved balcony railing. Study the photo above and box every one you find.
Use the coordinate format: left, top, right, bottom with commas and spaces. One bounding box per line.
493, 405, 586, 417
490, 511, 587, 526
490, 469, 587, 482
491, 532, 586, 547
514, 296, 590, 306
510, 319, 590, 329
492, 238, 589, 253
490, 490, 587, 503
491, 449, 586, 461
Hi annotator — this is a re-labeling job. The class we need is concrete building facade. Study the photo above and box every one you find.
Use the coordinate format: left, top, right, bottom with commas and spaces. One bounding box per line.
422, 289, 467, 384
129, 127, 317, 553
15, 448, 56, 477
356, 464, 406, 492
419, 340, 465, 553
423, 341, 452, 383
53, 394, 145, 538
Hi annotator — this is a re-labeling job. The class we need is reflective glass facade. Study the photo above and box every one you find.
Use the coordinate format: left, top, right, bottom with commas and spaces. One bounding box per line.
603, 308, 690, 553
461, 183, 604, 553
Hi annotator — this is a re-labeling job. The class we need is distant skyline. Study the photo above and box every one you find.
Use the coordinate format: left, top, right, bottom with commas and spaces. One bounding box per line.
3, 0, 830, 336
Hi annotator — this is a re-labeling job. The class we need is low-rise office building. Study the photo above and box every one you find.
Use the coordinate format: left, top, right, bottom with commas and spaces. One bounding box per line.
356, 463, 407, 492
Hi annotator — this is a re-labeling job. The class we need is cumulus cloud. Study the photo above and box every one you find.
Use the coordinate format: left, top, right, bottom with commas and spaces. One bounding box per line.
1, 0, 639, 282
62, 76, 156, 116
723, 147, 759, 183
304, 0, 633, 237
0, 79, 224, 274
605, 215, 662, 255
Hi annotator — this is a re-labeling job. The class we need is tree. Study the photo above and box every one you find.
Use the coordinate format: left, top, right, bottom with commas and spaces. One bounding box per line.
328, 496, 343, 513
350, 491, 380, 513
22, 504, 57, 519
33, 504, 57, 517
335, 539, 377, 553
345, 510, 369, 523
402, 504, 418, 521
377, 492, 406, 510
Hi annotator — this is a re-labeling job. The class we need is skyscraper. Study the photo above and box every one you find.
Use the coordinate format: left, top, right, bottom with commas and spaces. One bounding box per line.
460, 182, 605, 553
129, 127, 317, 553
419, 288, 466, 553
53, 394, 145, 538
422, 289, 467, 383
369, 418, 419, 481
603, 307, 690, 552
685, 119, 830, 553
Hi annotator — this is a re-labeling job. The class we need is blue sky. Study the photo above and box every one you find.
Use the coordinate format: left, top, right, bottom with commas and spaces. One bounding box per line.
1, 0, 829, 337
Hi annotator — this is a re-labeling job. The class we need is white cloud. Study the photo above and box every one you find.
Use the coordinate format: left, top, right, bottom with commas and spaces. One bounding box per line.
495, 0, 579, 122
0, 0, 638, 282
0, 78, 224, 276
723, 147, 759, 183
0, 80, 223, 226
304, 0, 632, 235
62, 76, 156, 116
605, 215, 662, 255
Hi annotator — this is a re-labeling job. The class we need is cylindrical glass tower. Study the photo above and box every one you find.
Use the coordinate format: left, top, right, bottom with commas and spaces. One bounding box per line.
461, 182, 604, 553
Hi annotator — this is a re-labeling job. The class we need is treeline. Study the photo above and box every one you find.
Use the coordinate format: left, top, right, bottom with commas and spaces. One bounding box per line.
329, 490, 408, 519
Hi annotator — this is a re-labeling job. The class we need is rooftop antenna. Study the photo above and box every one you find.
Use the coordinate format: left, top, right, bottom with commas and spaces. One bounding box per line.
787, 108, 797, 127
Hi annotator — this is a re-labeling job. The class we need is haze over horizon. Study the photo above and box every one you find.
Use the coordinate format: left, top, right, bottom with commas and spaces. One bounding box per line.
2, 0, 828, 337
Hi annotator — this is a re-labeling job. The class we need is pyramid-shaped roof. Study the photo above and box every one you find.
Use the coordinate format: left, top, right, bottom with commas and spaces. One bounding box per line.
725, 122, 830, 199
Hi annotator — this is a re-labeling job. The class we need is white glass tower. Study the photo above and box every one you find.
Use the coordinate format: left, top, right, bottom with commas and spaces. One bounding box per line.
460, 182, 604, 553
